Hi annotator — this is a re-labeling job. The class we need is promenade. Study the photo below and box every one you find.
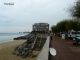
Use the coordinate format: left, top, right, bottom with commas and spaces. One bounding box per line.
49, 36, 80, 60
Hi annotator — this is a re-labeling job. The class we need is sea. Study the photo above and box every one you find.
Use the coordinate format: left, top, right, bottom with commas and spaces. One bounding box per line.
0, 33, 29, 43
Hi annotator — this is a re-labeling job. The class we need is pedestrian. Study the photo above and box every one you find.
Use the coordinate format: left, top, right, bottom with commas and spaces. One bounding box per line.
50, 32, 53, 40
65, 33, 68, 41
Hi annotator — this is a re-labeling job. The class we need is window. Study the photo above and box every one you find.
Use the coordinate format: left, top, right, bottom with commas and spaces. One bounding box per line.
46, 26, 48, 28
33, 26, 36, 28
72, 32, 76, 34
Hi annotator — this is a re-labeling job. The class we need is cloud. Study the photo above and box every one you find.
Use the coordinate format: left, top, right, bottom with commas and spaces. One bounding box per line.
0, 0, 76, 32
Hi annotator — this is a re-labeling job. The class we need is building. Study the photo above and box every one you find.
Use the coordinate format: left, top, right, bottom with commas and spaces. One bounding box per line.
32, 23, 49, 33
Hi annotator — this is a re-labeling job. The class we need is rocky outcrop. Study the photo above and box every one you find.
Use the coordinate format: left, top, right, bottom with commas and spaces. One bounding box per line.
12, 34, 36, 58
14, 33, 35, 40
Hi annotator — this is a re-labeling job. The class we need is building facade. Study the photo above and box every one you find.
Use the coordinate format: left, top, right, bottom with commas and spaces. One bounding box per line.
32, 23, 49, 33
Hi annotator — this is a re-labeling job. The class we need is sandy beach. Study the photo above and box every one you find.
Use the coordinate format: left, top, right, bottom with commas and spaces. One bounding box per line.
0, 40, 40, 60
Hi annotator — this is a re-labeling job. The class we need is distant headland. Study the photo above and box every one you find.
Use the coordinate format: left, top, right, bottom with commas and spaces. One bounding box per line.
19, 31, 30, 33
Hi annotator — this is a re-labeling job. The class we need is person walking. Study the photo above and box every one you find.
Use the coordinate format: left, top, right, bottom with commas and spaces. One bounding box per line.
50, 32, 53, 40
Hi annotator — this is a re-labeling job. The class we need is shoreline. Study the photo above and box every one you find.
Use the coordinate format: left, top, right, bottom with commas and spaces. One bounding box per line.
0, 40, 14, 44
0, 34, 48, 60
0, 39, 27, 50
0, 38, 27, 44
0, 33, 29, 44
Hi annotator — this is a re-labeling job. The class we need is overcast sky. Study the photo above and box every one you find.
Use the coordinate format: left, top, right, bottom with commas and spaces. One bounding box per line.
0, 0, 76, 33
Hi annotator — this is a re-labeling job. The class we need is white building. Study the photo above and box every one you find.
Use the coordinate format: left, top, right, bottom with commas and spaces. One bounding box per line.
32, 23, 49, 33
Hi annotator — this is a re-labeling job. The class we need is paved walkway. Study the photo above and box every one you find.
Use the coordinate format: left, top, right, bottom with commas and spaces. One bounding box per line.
49, 36, 80, 60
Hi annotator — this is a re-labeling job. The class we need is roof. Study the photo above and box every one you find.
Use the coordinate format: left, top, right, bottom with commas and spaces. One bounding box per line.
33, 23, 49, 26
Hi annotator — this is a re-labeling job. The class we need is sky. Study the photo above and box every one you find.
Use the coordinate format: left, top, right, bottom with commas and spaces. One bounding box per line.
0, 0, 76, 33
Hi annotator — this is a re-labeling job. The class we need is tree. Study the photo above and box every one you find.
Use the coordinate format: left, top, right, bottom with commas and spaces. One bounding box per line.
56, 20, 69, 32
69, 0, 80, 20
51, 25, 59, 33
51, 19, 80, 33
68, 20, 79, 31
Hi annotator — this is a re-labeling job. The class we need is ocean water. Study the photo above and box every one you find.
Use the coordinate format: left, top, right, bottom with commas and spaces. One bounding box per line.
0, 33, 29, 43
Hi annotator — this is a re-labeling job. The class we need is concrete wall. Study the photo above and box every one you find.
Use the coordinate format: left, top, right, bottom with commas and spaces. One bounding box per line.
36, 36, 50, 60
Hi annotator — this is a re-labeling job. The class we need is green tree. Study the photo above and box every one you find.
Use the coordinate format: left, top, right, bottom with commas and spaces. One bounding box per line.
51, 25, 59, 33
69, 0, 80, 20
56, 20, 69, 32
51, 19, 80, 33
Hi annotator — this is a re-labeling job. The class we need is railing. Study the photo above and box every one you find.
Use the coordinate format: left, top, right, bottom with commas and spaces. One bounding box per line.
31, 35, 37, 49
39, 34, 42, 47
